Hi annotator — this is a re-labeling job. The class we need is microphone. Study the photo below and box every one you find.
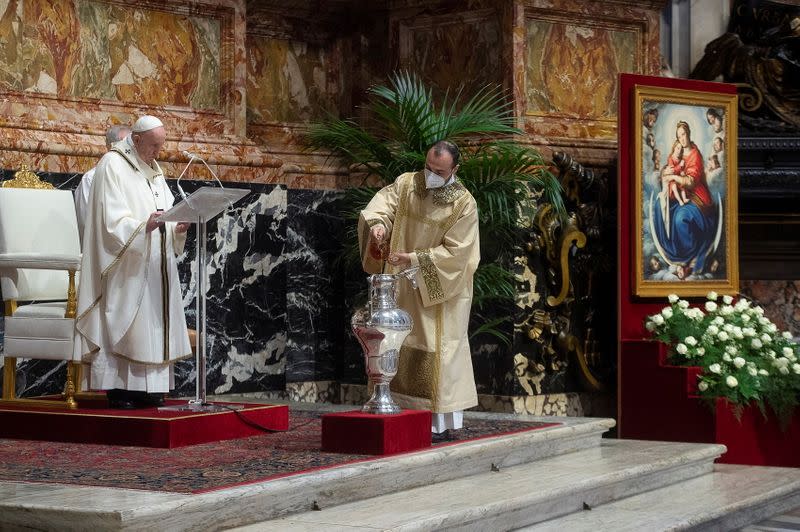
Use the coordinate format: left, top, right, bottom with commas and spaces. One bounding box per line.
175, 148, 226, 202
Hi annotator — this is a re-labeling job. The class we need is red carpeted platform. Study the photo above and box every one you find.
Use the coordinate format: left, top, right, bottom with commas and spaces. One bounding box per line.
0, 399, 288, 448
620, 340, 800, 467
322, 409, 432, 455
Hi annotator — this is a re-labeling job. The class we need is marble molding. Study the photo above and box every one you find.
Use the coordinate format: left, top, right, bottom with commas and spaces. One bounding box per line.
741, 280, 800, 338
0, 171, 346, 398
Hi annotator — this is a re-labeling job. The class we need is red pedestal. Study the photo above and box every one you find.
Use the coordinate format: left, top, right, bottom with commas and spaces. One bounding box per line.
321, 409, 432, 455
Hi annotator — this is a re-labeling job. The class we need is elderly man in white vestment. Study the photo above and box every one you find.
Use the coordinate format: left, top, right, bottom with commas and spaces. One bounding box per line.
73, 115, 192, 409
358, 140, 480, 436
74, 124, 131, 244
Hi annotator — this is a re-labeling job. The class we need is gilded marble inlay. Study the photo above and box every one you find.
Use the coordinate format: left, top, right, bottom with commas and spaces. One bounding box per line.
0, 0, 221, 109
246, 35, 335, 123
525, 18, 638, 119
416, 248, 444, 301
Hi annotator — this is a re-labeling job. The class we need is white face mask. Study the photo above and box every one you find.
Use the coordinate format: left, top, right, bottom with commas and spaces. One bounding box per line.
425, 168, 453, 189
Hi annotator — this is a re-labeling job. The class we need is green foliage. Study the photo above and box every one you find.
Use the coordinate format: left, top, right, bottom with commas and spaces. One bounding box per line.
646, 292, 800, 425
308, 72, 564, 343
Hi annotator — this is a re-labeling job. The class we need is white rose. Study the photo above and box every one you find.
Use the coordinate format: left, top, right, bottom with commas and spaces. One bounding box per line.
768, 324, 778, 333
723, 353, 732, 362
759, 369, 769, 376
733, 356, 746, 368
726, 375, 738, 387
713, 317, 725, 326
761, 333, 771, 344
696, 347, 705, 355
652, 314, 665, 325
645, 321, 656, 331
780, 366, 790, 375
741, 314, 751, 322
759, 317, 769, 325
774, 357, 790, 368
718, 331, 729, 341
734, 328, 744, 340
668, 294, 679, 304
676, 343, 688, 355
709, 363, 722, 374
751, 338, 763, 349
724, 324, 734, 332
743, 327, 756, 337
793, 364, 800, 375
748, 366, 758, 376
782, 331, 794, 340
725, 345, 737, 354
698, 381, 709, 392
782, 347, 794, 357
662, 307, 673, 319
707, 291, 718, 301
707, 325, 719, 336
723, 295, 733, 304
705, 301, 718, 312
720, 305, 734, 316
767, 350, 776, 359
685, 336, 697, 346
754, 306, 764, 315
678, 300, 690, 309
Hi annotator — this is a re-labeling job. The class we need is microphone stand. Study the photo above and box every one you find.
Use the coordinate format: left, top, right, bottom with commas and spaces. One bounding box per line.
162, 152, 239, 412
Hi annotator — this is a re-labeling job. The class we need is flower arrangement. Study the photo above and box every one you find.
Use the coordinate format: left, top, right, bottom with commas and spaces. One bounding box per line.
645, 292, 800, 423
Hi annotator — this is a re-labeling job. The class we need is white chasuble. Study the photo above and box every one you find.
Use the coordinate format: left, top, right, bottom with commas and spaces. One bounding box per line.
74, 138, 191, 392
358, 171, 480, 413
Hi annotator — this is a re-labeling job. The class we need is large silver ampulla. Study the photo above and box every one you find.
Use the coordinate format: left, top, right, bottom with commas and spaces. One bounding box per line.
352, 267, 419, 415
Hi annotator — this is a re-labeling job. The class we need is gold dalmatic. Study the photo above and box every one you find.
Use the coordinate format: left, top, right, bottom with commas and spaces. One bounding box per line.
358, 171, 480, 413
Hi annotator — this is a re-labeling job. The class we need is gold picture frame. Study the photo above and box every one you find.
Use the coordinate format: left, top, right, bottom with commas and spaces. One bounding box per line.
633, 84, 738, 297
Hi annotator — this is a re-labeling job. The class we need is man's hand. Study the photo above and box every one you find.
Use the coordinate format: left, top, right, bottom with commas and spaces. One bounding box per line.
175, 222, 191, 234
368, 224, 387, 260
388, 251, 412, 268
146, 212, 164, 233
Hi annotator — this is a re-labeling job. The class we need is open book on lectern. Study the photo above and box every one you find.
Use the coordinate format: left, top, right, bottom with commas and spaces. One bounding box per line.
158, 186, 249, 223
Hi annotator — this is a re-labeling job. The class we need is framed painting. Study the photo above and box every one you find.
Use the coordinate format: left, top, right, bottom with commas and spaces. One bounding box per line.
633, 84, 738, 297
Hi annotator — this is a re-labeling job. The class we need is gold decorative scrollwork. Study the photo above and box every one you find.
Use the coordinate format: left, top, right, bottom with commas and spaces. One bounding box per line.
1, 165, 54, 189
517, 151, 610, 395
734, 82, 764, 113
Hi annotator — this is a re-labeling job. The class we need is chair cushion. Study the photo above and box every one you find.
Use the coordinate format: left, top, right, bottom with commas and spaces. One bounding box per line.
4, 316, 76, 361
0, 188, 81, 301
13, 301, 68, 318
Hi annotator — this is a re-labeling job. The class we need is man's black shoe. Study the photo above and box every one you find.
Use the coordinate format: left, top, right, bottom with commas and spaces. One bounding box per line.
108, 398, 137, 409
140, 393, 165, 407
431, 429, 452, 444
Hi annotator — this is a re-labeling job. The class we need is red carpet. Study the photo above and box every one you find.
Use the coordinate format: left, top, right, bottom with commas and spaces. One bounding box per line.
0, 399, 288, 448
0, 410, 558, 493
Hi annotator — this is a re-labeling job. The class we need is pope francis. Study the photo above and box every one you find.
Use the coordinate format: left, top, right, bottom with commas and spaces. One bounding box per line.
73, 115, 192, 409
358, 140, 480, 435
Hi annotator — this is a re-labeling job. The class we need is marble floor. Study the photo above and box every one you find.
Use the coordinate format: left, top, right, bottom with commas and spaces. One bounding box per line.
0, 398, 798, 531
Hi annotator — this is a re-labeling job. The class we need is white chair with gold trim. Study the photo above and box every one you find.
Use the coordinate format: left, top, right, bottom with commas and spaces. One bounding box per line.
0, 165, 82, 408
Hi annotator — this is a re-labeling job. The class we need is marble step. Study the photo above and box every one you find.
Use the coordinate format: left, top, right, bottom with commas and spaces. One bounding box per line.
0, 416, 613, 531
522, 463, 800, 532
229, 439, 726, 531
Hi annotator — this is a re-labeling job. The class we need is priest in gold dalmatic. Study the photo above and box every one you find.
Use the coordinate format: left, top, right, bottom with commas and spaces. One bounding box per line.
358, 140, 480, 434
73, 115, 192, 409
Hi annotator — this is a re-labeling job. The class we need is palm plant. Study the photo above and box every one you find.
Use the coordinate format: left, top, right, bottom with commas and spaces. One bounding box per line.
308, 72, 564, 344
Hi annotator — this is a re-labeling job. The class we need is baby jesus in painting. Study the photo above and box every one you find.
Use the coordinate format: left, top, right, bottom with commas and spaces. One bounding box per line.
664, 140, 689, 206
